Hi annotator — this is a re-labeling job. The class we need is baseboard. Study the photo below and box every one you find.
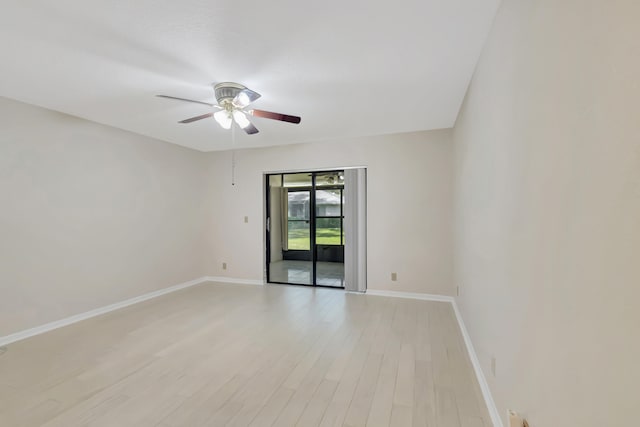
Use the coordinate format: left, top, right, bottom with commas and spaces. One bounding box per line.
365, 289, 455, 303
363, 288, 502, 427
205, 276, 264, 286
451, 299, 504, 427
0, 276, 210, 347
0, 276, 501, 427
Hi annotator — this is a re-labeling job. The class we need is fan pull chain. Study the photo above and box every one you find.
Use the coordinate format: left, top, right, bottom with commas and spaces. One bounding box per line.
231, 122, 236, 186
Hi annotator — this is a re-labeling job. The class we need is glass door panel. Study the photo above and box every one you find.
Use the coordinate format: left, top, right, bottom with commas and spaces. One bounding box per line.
314, 173, 345, 287
315, 218, 341, 245
268, 172, 313, 286
287, 191, 310, 250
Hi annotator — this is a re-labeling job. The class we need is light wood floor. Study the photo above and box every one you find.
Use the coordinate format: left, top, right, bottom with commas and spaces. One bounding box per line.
0, 282, 491, 427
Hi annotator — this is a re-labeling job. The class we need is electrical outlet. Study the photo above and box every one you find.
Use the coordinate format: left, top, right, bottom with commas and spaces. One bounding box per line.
244, 216, 249, 223
222, 262, 227, 270
391, 272, 397, 281
491, 356, 497, 377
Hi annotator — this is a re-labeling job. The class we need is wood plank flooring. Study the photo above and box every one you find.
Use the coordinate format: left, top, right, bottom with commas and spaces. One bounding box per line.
0, 282, 491, 426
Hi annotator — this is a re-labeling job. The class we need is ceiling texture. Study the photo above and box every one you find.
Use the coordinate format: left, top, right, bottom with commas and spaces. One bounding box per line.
0, 0, 500, 152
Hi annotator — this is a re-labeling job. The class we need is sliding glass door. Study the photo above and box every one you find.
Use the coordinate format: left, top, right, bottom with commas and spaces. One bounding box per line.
266, 170, 345, 288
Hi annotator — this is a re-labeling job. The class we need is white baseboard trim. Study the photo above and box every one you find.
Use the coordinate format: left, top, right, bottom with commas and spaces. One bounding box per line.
0, 276, 501, 427
363, 288, 502, 427
365, 289, 455, 303
0, 276, 210, 348
205, 276, 264, 286
451, 299, 504, 427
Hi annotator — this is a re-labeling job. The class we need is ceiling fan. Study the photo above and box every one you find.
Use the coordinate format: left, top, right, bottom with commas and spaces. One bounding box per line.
157, 82, 301, 135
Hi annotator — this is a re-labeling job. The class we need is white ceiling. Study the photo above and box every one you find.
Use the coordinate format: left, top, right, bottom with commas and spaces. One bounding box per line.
0, 0, 500, 152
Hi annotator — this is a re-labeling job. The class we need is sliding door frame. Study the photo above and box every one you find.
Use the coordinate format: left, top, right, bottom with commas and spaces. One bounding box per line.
265, 169, 347, 288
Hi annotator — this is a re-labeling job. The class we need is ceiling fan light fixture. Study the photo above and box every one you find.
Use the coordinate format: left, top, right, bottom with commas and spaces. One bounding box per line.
232, 110, 251, 129
159, 82, 300, 135
214, 110, 232, 129
236, 92, 250, 107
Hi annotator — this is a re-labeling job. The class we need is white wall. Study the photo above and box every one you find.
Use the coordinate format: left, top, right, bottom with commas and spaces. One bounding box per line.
453, 1, 640, 426
204, 130, 454, 295
0, 97, 209, 336
0, 96, 455, 335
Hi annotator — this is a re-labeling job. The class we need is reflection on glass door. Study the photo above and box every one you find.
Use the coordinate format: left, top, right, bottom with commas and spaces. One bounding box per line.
287, 191, 311, 251
268, 173, 313, 286
267, 170, 345, 287
314, 172, 345, 287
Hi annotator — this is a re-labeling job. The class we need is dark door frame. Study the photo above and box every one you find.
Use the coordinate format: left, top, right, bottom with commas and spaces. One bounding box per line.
265, 169, 345, 288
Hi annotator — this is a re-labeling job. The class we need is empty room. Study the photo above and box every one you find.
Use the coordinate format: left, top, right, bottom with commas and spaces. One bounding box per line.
0, 1, 638, 426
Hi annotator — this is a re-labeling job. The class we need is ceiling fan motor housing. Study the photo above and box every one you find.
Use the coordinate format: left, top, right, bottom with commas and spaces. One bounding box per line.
214, 82, 246, 105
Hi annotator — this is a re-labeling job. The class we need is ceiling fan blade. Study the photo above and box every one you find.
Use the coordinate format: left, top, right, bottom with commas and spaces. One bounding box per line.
232, 88, 262, 108
250, 109, 301, 124
157, 95, 215, 107
243, 121, 259, 135
179, 112, 213, 123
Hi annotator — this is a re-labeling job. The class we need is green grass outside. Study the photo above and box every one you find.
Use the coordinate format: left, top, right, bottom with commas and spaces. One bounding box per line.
288, 227, 343, 250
